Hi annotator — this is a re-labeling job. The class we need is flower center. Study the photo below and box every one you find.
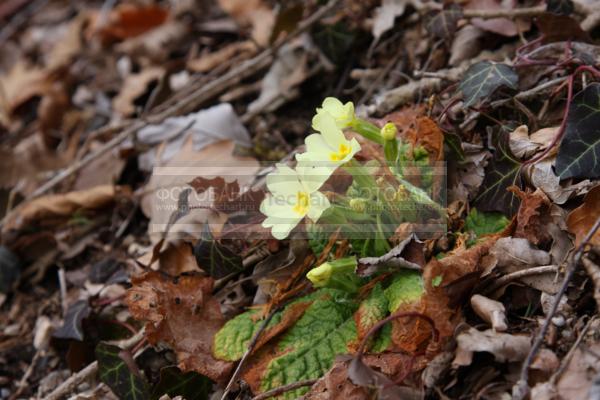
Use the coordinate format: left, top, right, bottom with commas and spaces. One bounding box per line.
292, 191, 310, 215
329, 143, 351, 161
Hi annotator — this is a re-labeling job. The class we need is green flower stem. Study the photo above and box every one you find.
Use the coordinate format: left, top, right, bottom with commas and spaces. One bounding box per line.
384, 138, 399, 164
344, 158, 377, 190
350, 118, 384, 145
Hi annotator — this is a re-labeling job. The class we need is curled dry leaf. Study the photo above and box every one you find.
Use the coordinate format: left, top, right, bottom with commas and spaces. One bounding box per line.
566, 184, 600, 247
453, 327, 531, 366
470, 294, 507, 332
556, 343, 600, 399
125, 271, 233, 383
112, 67, 165, 116
2, 185, 122, 237
511, 188, 552, 246
218, 0, 275, 46
490, 237, 551, 270
372, 0, 409, 41
391, 239, 497, 352
91, 4, 169, 44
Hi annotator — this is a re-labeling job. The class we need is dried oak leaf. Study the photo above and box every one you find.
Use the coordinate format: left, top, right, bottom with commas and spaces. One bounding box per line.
566, 184, 600, 247
510, 187, 553, 246
453, 327, 531, 366
391, 239, 496, 352
125, 271, 233, 383
92, 4, 169, 43
2, 185, 122, 237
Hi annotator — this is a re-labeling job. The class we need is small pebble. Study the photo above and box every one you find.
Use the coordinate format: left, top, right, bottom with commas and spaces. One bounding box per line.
551, 316, 565, 327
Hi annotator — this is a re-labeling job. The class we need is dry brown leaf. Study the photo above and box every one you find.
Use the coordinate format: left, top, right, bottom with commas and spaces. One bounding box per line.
113, 67, 164, 116
465, 0, 531, 37
556, 343, 600, 399
142, 138, 259, 244
301, 361, 369, 400
116, 21, 189, 62
125, 271, 234, 383
187, 41, 257, 73
567, 184, 600, 247
2, 185, 121, 236
391, 239, 496, 352
0, 61, 50, 124
218, 0, 275, 46
511, 187, 552, 246
453, 327, 531, 366
91, 4, 169, 44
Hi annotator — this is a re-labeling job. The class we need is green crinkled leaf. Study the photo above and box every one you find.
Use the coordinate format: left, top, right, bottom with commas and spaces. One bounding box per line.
556, 83, 600, 180
384, 271, 424, 312
193, 225, 243, 279
464, 208, 509, 238
95, 343, 150, 400
261, 292, 358, 398
213, 290, 331, 361
459, 61, 518, 106
474, 131, 522, 215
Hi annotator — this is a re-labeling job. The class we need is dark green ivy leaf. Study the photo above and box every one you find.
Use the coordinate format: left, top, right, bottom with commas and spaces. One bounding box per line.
193, 225, 243, 279
151, 366, 211, 400
459, 61, 518, 107
53, 300, 91, 341
427, 5, 463, 40
474, 131, 522, 216
555, 83, 600, 180
96, 343, 150, 400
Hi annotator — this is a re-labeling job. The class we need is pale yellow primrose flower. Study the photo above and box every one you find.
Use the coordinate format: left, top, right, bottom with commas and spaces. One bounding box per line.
260, 164, 330, 240
314, 97, 355, 130
300, 113, 361, 167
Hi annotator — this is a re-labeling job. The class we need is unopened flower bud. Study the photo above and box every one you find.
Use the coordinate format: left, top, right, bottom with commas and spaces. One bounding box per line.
307, 262, 333, 287
349, 198, 367, 212
380, 122, 397, 141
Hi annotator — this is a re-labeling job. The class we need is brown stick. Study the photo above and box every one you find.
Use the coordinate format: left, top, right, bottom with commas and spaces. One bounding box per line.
512, 216, 600, 400
483, 265, 559, 295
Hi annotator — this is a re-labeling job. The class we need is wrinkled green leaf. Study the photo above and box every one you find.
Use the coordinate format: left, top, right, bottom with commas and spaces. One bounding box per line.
384, 271, 423, 312
193, 225, 243, 279
474, 131, 522, 215
96, 343, 150, 400
459, 61, 518, 106
53, 300, 91, 341
464, 208, 510, 238
556, 83, 600, 180
151, 367, 211, 400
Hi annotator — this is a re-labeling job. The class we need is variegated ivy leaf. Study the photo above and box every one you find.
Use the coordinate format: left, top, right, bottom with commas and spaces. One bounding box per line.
474, 131, 522, 216
556, 83, 600, 180
459, 61, 518, 106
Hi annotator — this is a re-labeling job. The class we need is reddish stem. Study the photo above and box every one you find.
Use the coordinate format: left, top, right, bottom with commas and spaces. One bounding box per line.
523, 65, 600, 166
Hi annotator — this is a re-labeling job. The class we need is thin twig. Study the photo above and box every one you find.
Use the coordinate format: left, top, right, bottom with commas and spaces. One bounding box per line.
43, 361, 99, 400
251, 379, 317, 400
483, 265, 559, 295
512, 216, 600, 400
462, 5, 546, 19
551, 316, 595, 383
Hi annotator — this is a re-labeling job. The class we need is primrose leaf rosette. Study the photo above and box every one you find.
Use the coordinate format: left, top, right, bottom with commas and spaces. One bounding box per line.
213, 271, 424, 399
